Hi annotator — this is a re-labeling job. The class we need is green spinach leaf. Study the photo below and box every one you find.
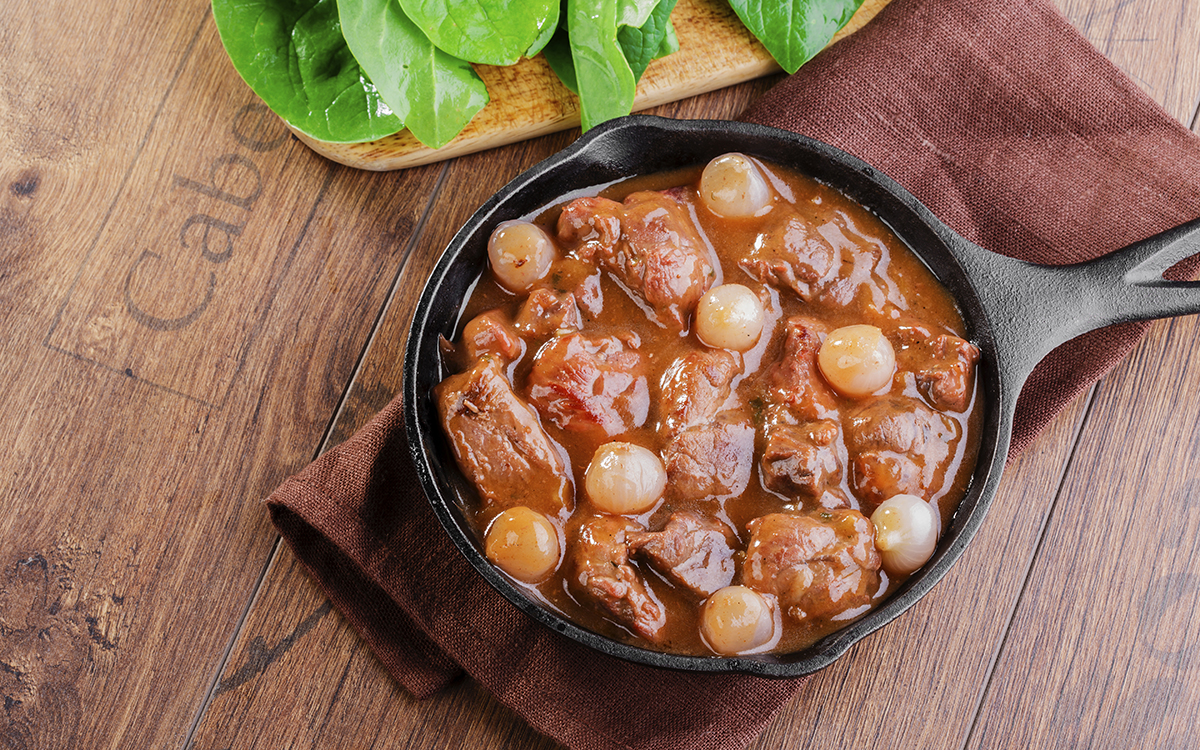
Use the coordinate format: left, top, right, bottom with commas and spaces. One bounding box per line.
398, 0, 560, 66
657, 19, 679, 57
212, 0, 402, 143
338, 0, 489, 148
566, 0, 637, 132
546, 0, 672, 98
616, 0, 660, 27
526, 6, 562, 57
727, 0, 863, 74
542, 22, 578, 94
617, 0, 677, 81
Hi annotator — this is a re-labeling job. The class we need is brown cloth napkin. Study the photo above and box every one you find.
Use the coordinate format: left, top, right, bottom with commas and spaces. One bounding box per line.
268, 0, 1200, 748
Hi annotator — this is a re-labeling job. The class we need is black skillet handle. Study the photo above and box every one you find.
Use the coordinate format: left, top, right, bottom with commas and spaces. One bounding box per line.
948, 216, 1200, 390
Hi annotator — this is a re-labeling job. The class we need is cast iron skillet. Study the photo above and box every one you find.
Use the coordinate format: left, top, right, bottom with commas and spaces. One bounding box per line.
403, 115, 1200, 677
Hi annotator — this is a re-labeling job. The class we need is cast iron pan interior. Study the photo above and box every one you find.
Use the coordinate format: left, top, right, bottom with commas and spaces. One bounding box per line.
403, 115, 1200, 677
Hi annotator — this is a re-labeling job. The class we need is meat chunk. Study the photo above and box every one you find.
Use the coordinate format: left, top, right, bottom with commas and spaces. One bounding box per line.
557, 191, 716, 330
764, 316, 838, 420
568, 516, 665, 642
513, 288, 582, 340
664, 412, 755, 500
434, 358, 572, 516
461, 309, 523, 362
843, 398, 958, 511
556, 196, 624, 258
906, 332, 980, 413
627, 512, 737, 597
739, 213, 836, 300
526, 331, 649, 445
657, 349, 741, 437
742, 511, 880, 622
760, 418, 846, 507
656, 349, 751, 500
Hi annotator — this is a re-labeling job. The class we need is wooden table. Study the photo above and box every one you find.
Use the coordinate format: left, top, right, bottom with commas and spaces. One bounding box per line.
3, 1, 1198, 747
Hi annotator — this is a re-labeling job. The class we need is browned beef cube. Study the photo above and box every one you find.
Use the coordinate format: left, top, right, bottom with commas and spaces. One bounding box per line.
614, 191, 715, 329
896, 325, 980, 413
742, 511, 880, 623
556, 196, 623, 258
461, 309, 524, 362
514, 288, 582, 340
526, 332, 649, 447
915, 334, 980, 412
657, 348, 741, 437
557, 191, 715, 330
663, 412, 755, 501
568, 516, 665, 642
843, 398, 956, 511
434, 358, 572, 516
760, 419, 845, 506
764, 317, 838, 420
627, 512, 737, 598
738, 213, 836, 300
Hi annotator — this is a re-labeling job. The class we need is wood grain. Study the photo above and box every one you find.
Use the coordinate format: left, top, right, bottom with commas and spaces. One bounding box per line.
1058, 0, 1200, 125
191, 1, 1200, 749
297, 0, 891, 171
1, 3, 444, 747
967, 317, 1200, 750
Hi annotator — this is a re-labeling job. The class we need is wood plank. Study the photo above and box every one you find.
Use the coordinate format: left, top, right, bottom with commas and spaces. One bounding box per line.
297, 0, 890, 171
967, 314, 1200, 749
0, 5, 445, 748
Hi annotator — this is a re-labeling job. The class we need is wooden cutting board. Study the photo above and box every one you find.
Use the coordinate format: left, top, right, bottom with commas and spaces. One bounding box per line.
296, 0, 891, 170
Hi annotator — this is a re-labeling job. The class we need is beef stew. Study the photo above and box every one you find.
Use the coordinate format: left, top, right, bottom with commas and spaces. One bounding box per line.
433, 153, 982, 656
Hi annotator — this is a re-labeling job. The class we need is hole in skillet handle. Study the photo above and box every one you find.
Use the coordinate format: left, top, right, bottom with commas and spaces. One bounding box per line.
403, 115, 1011, 677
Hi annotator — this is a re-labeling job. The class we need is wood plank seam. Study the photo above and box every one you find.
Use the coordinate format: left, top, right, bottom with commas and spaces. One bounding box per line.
310, 642, 363, 746
959, 383, 1101, 750
319, 162, 453, 440
179, 535, 283, 750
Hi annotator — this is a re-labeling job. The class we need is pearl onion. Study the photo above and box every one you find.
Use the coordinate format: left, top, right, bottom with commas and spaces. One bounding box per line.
695, 284, 765, 352
584, 442, 666, 515
485, 506, 561, 583
871, 494, 939, 575
701, 586, 778, 655
699, 153, 772, 218
487, 220, 556, 293
817, 324, 896, 397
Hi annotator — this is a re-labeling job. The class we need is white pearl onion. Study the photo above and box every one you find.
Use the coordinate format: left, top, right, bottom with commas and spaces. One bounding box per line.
701, 586, 778, 655
695, 284, 765, 352
485, 506, 561, 583
699, 153, 772, 218
487, 220, 556, 293
584, 442, 666, 515
871, 494, 939, 575
817, 324, 896, 397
